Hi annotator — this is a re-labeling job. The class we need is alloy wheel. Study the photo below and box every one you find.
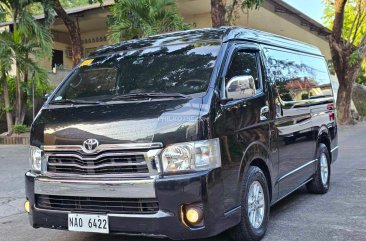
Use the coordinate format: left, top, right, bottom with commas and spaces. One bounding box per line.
247, 180, 265, 229
320, 152, 329, 185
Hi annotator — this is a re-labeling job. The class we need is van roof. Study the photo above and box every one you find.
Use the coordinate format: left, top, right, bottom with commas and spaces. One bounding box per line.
91, 27, 323, 57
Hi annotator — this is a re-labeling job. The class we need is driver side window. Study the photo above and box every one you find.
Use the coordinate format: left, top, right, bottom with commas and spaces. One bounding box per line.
225, 51, 260, 100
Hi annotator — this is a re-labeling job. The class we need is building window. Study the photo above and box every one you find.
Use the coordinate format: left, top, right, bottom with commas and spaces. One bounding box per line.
85, 47, 97, 57
52, 49, 63, 69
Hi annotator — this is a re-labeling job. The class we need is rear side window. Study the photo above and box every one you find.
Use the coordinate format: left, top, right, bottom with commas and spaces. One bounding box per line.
264, 48, 332, 102
299, 55, 333, 99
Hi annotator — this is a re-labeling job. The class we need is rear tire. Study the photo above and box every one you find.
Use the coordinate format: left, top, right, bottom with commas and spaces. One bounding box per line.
307, 143, 330, 194
230, 166, 270, 241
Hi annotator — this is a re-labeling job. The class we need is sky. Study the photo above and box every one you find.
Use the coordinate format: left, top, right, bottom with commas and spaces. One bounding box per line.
283, 0, 326, 25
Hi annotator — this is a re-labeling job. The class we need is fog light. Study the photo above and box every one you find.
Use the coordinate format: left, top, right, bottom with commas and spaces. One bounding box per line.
185, 206, 203, 225
24, 200, 30, 213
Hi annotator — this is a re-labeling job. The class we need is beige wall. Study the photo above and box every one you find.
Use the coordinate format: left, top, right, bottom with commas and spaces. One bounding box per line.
37, 41, 71, 71
81, 30, 109, 56
182, 7, 331, 60
180, 8, 329, 57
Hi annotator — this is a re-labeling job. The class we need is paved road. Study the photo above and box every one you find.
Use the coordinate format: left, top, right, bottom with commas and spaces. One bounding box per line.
1, 123, 366, 241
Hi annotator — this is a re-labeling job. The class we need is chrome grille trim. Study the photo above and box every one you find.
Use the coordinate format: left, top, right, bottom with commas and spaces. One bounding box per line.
47, 152, 146, 160
35, 178, 156, 198
47, 162, 147, 168
43, 144, 162, 177
43, 142, 163, 153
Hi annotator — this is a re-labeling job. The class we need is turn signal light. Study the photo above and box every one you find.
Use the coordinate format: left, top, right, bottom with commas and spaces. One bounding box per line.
24, 200, 30, 213
327, 103, 334, 110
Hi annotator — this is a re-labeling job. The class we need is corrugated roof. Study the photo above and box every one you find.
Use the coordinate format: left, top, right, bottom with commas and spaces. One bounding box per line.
270, 0, 331, 35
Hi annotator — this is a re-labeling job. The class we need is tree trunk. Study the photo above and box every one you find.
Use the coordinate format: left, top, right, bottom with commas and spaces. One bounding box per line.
329, 0, 353, 125
1, 72, 13, 135
14, 64, 26, 125
226, 0, 239, 25
211, 0, 226, 27
14, 62, 23, 124
13, 17, 24, 125
20, 63, 29, 124
336, 78, 353, 124
53, 0, 83, 66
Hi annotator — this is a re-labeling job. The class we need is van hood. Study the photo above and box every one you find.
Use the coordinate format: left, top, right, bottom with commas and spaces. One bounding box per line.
31, 97, 204, 147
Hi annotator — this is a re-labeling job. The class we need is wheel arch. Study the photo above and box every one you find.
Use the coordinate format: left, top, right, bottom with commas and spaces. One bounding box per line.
317, 125, 332, 162
238, 141, 273, 202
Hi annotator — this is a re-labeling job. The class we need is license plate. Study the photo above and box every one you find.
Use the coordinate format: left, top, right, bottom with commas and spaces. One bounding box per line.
68, 213, 109, 233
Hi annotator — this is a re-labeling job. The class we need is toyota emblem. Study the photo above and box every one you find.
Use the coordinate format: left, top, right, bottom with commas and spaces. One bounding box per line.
82, 139, 99, 153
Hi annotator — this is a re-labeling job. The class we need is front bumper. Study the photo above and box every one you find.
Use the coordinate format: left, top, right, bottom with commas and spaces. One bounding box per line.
25, 169, 240, 240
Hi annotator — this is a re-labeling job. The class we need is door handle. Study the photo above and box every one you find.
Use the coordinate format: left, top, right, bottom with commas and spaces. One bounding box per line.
260, 105, 269, 121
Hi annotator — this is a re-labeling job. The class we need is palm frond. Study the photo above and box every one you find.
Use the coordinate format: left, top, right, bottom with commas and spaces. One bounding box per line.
0, 31, 14, 73
108, 0, 190, 42
17, 9, 52, 57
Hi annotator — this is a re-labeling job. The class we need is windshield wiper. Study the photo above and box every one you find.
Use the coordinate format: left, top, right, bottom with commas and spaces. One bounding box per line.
109, 92, 187, 101
49, 99, 102, 105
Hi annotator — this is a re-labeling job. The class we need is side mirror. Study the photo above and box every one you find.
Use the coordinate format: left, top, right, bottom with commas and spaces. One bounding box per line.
225, 75, 256, 100
43, 93, 50, 102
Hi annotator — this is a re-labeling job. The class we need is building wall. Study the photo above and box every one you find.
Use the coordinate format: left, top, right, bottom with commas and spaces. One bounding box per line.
240, 5, 331, 59
181, 8, 331, 60
39, 30, 109, 72
37, 41, 69, 71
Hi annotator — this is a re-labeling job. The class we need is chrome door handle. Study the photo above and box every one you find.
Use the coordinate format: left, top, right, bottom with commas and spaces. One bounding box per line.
260, 106, 269, 121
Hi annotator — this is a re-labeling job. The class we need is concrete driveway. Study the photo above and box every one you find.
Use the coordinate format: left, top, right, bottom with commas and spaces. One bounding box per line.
1, 123, 365, 241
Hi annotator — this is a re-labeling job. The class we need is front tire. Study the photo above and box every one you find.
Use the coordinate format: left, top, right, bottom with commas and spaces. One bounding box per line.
230, 166, 270, 241
307, 143, 331, 194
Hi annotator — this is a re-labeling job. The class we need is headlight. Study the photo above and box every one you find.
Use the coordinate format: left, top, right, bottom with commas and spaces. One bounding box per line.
29, 146, 44, 171
161, 138, 221, 173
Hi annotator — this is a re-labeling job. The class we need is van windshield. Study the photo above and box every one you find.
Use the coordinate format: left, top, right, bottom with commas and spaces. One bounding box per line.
52, 43, 221, 102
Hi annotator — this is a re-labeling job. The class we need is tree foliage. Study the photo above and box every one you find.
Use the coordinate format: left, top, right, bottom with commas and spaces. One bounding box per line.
211, 0, 264, 27
226, 0, 264, 25
108, 0, 190, 42
323, 0, 366, 46
323, 0, 366, 85
0, 0, 52, 132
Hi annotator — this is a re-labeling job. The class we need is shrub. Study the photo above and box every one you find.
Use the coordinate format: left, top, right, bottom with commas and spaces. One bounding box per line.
359, 101, 366, 117
13, 124, 30, 134
353, 84, 366, 117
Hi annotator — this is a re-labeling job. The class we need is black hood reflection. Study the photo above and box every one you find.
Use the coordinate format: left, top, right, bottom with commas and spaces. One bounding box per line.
31, 97, 203, 147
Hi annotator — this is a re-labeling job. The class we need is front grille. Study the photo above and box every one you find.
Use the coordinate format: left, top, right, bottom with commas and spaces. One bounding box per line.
35, 194, 159, 214
46, 152, 149, 175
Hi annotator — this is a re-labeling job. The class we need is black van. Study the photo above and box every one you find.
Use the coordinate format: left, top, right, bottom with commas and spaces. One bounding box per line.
25, 27, 338, 241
